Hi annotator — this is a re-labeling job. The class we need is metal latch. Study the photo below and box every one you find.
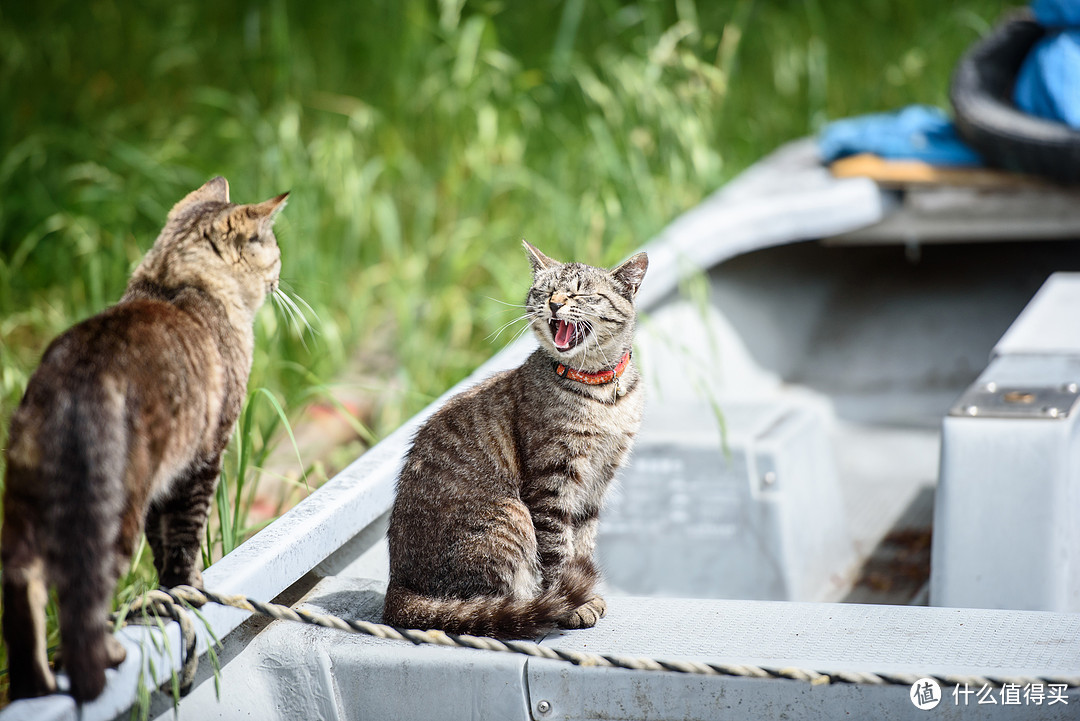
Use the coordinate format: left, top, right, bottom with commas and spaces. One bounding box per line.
949, 382, 1080, 419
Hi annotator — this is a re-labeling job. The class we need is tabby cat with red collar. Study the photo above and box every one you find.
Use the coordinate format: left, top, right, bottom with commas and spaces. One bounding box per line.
384, 241, 648, 637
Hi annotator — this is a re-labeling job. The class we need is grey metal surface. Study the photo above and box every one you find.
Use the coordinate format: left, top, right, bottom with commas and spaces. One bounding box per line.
153, 572, 1080, 721
995, 272, 1080, 356
600, 400, 853, 601
701, 240, 1080, 428
933, 273, 1080, 613
531, 596, 1080, 721
934, 410, 1080, 611
832, 184, 1080, 245
540, 596, 1080, 679
526, 665, 1075, 721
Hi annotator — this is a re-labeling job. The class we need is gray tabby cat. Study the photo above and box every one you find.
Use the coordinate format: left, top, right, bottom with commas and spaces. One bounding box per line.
2, 177, 286, 701
384, 241, 648, 637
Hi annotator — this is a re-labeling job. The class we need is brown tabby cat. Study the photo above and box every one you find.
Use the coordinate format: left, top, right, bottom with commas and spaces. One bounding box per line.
384, 241, 648, 638
1, 177, 286, 702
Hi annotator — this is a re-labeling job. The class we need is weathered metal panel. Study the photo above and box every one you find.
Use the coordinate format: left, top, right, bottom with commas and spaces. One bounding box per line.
530, 596, 1080, 720
525, 665, 1075, 721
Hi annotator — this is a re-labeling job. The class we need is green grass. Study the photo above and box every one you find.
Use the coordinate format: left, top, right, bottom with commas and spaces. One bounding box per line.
0, 0, 1010, 701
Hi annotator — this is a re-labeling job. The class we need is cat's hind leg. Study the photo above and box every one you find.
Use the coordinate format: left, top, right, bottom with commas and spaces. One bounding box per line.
1, 498, 58, 699
433, 496, 542, 600
385, 497, 555, 637
149, 457, 220, 590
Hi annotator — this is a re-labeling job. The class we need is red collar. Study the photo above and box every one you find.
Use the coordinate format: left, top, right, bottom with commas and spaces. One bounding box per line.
554, 351, 631, 386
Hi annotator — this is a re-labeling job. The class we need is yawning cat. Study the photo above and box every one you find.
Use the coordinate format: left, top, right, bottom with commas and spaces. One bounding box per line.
384, 241, 647, 637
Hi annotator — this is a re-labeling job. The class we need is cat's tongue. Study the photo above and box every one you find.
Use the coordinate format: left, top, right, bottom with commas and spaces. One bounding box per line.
554, 320, 576, 349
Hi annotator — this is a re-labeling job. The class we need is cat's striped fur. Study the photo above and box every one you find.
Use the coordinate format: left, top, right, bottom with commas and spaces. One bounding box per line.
384, 241, 647, 638
1, 177, 286, 702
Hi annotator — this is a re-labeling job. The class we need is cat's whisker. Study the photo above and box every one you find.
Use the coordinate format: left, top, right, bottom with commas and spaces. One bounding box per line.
594, 334, 615, 371
273, 286, 301, 319
275, 287, 313, 331
280, 308, 312, 349
484, 307, 527, 321
272, 287, 319, 350
270, 289, 284, 318
271, 288, 300, 331
510, 320, 536, 344
283, 287, 323, 327
486, 314, 531, 344
271, 293, 301, 347
485, 296, 528, 309
485, 300, 540, 325
576, 318, 609, 370
504, 315, 539, 346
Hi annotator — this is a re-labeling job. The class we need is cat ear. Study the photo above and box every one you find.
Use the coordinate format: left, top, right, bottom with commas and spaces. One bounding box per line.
522, 240, 558, 273
610, 252, 648, 298
200, 176, 230, 203
168, 176, 230, 220
251, 192, 290, 225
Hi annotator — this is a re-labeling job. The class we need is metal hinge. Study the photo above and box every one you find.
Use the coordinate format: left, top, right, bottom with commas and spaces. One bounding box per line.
948, 382, 1080, 419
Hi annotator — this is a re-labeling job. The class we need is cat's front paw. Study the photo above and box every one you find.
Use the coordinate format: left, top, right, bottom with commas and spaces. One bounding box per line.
559, 595, 606, 629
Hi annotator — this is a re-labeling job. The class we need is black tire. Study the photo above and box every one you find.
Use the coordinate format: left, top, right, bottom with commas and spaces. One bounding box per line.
950, 10, 1080, 185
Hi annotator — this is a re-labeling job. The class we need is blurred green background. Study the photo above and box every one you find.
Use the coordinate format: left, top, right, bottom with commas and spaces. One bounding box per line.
0, 0, 1009, 694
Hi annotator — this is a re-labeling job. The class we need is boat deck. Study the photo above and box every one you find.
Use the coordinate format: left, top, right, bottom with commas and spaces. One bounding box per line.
7, 139, 1080, 721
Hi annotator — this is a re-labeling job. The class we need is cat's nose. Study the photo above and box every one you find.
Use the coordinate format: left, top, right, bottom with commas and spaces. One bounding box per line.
549, 300, 563, 316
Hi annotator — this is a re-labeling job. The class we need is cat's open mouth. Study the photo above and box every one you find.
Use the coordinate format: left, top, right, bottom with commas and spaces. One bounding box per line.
549, 319, 588, 351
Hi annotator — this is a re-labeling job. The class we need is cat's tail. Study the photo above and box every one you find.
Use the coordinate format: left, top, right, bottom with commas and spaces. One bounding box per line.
383, 560, 595, 639
49, 392, 130, 702
55, 558, 122, 703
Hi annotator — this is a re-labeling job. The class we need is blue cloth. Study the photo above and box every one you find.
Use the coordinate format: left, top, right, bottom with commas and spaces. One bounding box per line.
817, 105, 983, 166
1031, 0, 1080, 26
818, 0, 1080, 167
1014, 1, 1080, 128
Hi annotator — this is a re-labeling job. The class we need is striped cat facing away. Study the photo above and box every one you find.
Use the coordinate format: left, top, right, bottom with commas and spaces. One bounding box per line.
384, 241, 648, 638
2, 177, 286, 702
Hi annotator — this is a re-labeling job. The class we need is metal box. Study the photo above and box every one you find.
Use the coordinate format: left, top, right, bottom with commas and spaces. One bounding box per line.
599, 400, 854, 601
932, 273, 1080, 611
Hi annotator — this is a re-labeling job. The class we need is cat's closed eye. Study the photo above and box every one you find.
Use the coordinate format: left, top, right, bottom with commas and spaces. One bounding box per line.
248, 233, 262, 244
